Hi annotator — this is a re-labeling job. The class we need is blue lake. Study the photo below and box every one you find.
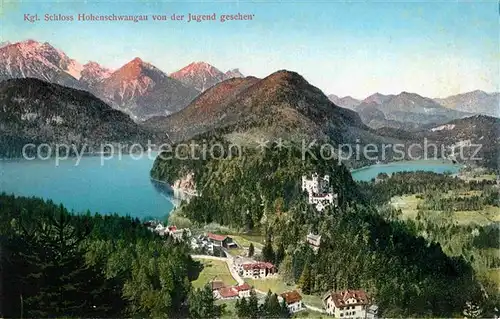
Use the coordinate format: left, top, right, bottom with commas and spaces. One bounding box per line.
0, 155, 174, 219
351, 160, 462, 182
0, 157, 460, 218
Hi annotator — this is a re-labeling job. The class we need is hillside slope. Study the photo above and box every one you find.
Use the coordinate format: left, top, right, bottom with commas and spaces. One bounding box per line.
0, 78, 151, 157
144, 70, 393, 149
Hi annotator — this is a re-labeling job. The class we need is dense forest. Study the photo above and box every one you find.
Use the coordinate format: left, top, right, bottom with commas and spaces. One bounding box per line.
0, 194, 223, 318
358, 172, 500, 313
151, 132, 359, 229
151, 135, 490, 317
357, 171, 498, 207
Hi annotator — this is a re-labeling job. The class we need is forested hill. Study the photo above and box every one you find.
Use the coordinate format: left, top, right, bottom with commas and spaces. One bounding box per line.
144, 70, 398, 149
0, 194, 209, 318
151, 133, 361, 227
0, 78, 152, 157
151, 134, 485, 316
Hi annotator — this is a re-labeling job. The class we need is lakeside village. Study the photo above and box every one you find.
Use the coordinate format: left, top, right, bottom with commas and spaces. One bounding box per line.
144, 173, 378, 318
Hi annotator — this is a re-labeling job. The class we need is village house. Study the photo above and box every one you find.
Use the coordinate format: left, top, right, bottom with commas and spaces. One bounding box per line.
145, 222, 191, 241
216, 287, 239, 300
214, 283, 252, 300
241, 262, 276, 279
301, 173, 338, 212
154, 224, 166, 236
306, 232, 321, 252
166, 225, 191, 241
323, 289, 378, 319
279, 290, 304, 313
233, 256, 255, 273
234, 283, 252, 298
207, 233, 237, 249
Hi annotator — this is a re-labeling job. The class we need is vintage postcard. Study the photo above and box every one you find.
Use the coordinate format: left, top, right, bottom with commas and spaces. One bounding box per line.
0, 1, 498, 318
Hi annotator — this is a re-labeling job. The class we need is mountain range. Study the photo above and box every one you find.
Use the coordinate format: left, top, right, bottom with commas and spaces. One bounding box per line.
0, 39, 498, 168
328, 90, 498, 130
0, 65, 497, 169
435, 90, 500, 117
144, 69, 403, 158
0, 40, 242, 121
144, 70, 499, 169
2, 40, 497, 126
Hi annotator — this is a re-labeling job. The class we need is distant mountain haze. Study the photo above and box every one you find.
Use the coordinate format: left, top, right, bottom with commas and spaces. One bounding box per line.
0, 39, 497, 126
95, 57, 199, 120
169, 61, 244, 92
435, 90, 499, 117
0, 40, 242, 121
328, 90, 489, 130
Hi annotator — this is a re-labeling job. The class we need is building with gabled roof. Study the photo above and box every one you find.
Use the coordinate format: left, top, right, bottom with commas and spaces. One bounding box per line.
214, 283, 252, 300
217, 286, 239, 299
279, 290, 304, 313
241, 262, 276, 278
207, 232, 236, 248
323, 289, 377, 318
209, 279, 225, 291
234, 283, 252, 298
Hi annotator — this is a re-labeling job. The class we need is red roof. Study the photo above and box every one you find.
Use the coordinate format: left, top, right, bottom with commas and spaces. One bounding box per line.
327, 289, 369, 307
219, 287, 239, 298
235, 283, 251, 291
242, 262, 275, 270
207, 232, 228, 242
280, 290, 302, 304
168, 225, 177, 231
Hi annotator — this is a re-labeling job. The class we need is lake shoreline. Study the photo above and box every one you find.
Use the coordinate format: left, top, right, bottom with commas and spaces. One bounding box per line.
351, 159, 463, 182
350, 159, 459, 173
0, 155, 173, 218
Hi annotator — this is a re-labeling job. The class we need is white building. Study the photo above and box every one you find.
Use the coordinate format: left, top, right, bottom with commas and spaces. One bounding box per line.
166, 226, 191, 241
279, 290, 304, 313
323, 289, 377, 319
214, 283, 252, 300
241, 262, 276, 279
306, 232, 321, 252
302, 173, 338, 212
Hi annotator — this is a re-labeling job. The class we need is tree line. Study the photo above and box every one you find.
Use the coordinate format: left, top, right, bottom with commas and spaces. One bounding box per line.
0, 193, 222, 318
151, 138, 491, 317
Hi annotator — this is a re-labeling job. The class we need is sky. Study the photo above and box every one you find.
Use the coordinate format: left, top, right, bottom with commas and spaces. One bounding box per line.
1, 0, 499, 99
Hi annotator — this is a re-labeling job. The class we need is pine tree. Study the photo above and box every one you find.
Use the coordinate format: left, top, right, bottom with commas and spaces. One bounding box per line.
262, 239, 275, 263
248, 243, 255, 257
21, 210, 97, 318
274, 243, 285, 266
260, 290, 283, 318
298, 263, 312, 294
236, 296, 248, 318
280, 298, 291, 318
188, 284, 224, 319
279, 255, 294, 284
247, 289, 260, 319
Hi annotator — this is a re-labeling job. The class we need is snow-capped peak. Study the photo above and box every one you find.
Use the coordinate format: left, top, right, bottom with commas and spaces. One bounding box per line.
173, 61, 223, 78
170, 61, 243, 91
1, 39, 85, 80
